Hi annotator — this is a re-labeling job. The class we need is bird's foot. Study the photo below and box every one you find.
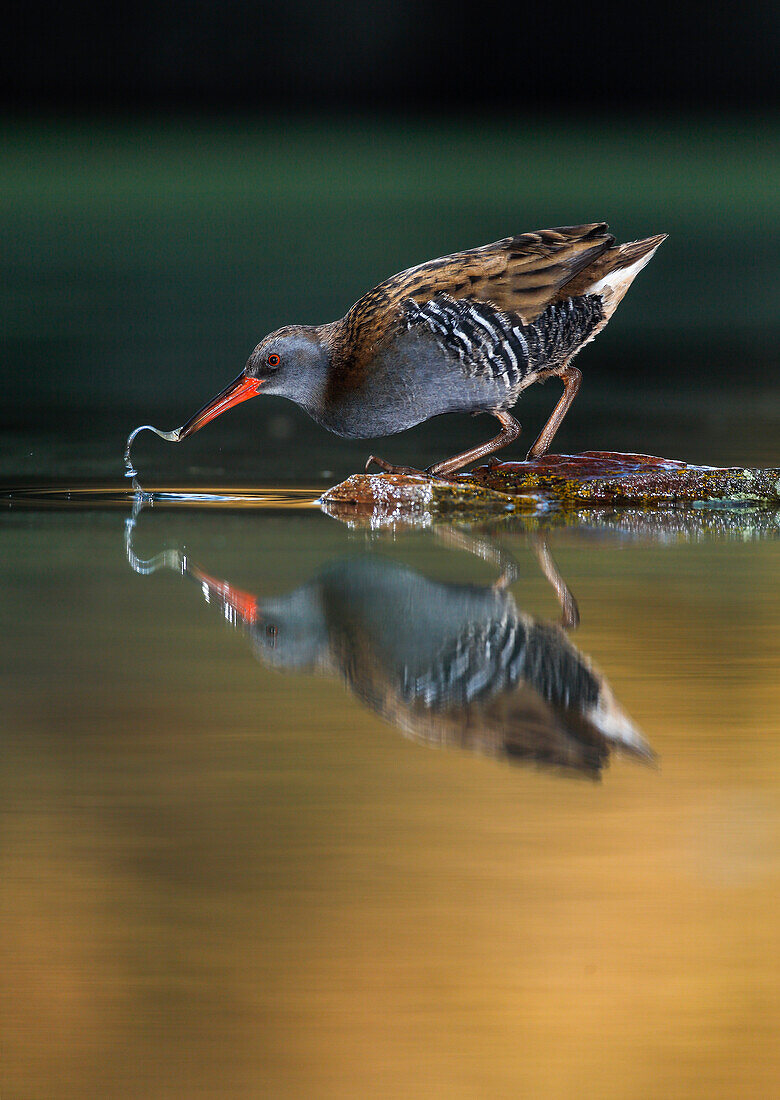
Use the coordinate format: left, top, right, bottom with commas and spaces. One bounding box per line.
365, 454, 429, 477
525, 435, 549, 462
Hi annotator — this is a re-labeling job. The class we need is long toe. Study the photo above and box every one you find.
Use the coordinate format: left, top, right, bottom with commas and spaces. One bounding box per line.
365, 454, 428, 477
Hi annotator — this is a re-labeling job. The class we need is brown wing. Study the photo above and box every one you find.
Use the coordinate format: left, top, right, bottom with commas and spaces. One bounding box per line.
327, 224, 616, 375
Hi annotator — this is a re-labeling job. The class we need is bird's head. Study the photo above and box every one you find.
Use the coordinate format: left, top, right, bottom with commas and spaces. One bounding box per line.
177, 325, 328, 440
249, 584, 331, 672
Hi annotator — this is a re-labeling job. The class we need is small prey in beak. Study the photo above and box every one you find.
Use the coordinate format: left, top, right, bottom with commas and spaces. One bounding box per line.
124, 373, 263, 476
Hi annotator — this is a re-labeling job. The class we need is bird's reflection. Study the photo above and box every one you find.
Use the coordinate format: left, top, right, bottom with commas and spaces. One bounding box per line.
126, 520, 651, 777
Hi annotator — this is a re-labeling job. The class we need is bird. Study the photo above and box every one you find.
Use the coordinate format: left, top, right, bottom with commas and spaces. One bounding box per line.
125, 528, 651, 777
125, 223, 666, 477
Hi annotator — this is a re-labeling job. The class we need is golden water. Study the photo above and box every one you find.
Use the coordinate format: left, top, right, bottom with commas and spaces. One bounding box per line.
1, 488, 778, 1098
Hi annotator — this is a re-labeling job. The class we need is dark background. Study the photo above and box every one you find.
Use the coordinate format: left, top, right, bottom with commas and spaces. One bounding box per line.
6, 1, 779, 112
2, 1, 778, 477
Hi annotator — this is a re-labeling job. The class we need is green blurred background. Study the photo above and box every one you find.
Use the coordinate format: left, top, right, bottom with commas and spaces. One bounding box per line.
2, 3, 778, 478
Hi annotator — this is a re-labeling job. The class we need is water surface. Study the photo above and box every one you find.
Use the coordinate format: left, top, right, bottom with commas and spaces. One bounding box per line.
1, 485, 778, 1098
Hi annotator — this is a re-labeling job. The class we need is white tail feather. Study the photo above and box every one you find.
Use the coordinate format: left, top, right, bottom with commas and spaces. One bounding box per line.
585, 248, 662, 320
585, 692, 652, 758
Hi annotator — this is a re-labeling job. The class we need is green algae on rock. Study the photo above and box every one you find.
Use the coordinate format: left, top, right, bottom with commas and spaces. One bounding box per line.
468, 452, 780, 506
321, 452, 780, 528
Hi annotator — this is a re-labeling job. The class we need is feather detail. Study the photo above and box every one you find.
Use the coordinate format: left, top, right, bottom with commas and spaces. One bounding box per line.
564, 234, 668, 321
405, 293, 604, 392
325, 224, 616, 385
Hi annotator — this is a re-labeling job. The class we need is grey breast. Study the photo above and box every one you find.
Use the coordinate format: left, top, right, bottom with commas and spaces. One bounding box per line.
316, 326, 492, 437
313, 291, 604, 438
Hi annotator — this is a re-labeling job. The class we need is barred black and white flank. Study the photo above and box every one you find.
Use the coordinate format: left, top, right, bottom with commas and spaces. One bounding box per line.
405, 292, 605, 396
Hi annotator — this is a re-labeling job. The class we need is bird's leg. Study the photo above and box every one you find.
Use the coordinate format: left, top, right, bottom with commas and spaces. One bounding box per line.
364, 455, 428, 477
426, 411, 521, 477
365, 410, 520, 479
530, 533, 580, 630
433, 526, 519, 589
525, 365, 582, 460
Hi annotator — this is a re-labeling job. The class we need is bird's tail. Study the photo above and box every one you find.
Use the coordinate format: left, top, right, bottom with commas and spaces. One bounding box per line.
585, 688, 654, 760
568, 233, 667, 321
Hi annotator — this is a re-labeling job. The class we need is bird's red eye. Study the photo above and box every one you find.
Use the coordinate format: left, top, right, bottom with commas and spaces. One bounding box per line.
267, 353, 280, 367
